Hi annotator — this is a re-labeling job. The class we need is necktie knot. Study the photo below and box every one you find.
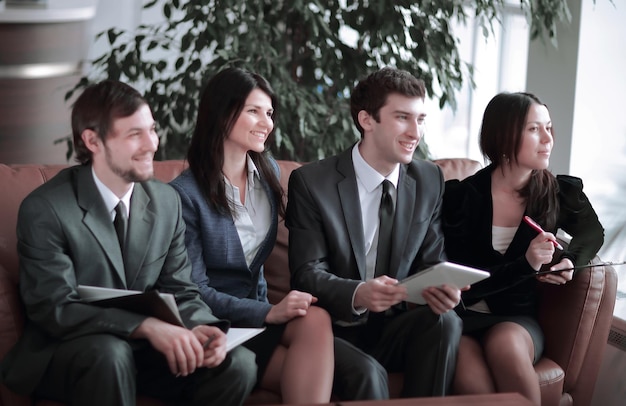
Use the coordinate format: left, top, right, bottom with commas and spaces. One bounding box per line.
113, 201, 128, 252
380, 180, 393, 213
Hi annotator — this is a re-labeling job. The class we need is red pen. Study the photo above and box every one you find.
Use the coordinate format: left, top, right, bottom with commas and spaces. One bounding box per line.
523, 216, 563, 250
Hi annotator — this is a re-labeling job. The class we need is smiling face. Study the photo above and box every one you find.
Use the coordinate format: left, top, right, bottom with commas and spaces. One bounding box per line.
515, 102, 553, 171
358, 93, 426, 175
85, 103, 159, 196
224, 88, 274, 156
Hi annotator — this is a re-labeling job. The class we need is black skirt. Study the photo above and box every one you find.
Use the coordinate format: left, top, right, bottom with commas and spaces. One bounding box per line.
242, 323, 286, 383
455, 307, 544, 363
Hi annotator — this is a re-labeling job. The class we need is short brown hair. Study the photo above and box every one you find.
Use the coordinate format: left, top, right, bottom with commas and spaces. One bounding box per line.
71, 80, 148, 164
350, 67, 426, 137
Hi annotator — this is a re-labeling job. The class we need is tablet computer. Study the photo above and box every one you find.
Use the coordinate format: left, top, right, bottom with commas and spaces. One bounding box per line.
399, 261, 490, 304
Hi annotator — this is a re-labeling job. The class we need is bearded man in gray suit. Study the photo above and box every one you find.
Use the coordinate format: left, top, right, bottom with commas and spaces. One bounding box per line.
286, 67, 463, 400
0, 80, 256, 406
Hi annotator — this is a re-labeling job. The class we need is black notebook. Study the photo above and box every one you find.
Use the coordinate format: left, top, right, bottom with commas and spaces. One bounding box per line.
77, 285, 184, 326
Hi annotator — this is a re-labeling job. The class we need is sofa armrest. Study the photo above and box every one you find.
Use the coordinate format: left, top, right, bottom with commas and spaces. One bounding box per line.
0, 264, 31, 406
538, 258, 617, 405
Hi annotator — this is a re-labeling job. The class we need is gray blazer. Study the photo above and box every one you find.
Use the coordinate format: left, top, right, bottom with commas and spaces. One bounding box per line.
1, 165, 223, 395
285, 147, 447, 322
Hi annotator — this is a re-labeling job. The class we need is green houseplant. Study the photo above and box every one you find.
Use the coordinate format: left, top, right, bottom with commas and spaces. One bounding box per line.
63, 0, 571, 162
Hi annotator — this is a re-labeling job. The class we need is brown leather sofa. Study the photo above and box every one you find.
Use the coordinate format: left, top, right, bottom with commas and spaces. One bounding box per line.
0, 159, 617, 406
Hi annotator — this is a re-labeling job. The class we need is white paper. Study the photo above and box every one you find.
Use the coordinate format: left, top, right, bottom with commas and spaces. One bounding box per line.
225, 327, 266, 352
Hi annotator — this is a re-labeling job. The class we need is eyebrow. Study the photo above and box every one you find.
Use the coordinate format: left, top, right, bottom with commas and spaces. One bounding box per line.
392, 110, 426, 117
126, 123, 156, 133
245, 103, 273, 109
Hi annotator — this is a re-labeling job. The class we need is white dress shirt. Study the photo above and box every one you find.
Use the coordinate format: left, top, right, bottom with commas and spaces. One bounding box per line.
224, 155, 271, 267
345, 143, 399, 318
91, 167, 133, 221
352, 143, 399, 281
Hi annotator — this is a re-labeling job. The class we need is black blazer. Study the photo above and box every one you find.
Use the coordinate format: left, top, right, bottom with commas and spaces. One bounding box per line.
286, 147, 447, 322
442, 165, 604, 316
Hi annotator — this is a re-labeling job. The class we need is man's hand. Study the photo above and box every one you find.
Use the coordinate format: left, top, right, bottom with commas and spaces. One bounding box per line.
354, 275, 407, 312
537, 257, 574, 285
265, 290, 317, 324
421, 284, 462, 315
131, 317, 206, 376
191, 325, 227, 368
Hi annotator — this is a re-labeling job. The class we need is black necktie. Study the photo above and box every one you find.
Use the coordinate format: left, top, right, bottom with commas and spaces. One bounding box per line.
374, 180, 395, 277
365, 180, 395, 349
113, 201, 128, 254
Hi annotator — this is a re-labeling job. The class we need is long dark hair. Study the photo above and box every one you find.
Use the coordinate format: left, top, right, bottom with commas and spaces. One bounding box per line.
187, 67, 285, 218
479, 92, 559, 230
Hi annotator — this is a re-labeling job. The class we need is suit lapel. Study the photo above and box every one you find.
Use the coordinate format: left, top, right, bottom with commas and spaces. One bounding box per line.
390, 165, 416, 278
249, 177, 278, 270
124, 184, 155, 287
336, 150, 367, 280
76, 166, 126, 286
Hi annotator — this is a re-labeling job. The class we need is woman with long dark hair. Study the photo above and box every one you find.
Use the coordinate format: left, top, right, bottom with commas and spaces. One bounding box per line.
170, 67, 333, 403
442, 92, 604, 405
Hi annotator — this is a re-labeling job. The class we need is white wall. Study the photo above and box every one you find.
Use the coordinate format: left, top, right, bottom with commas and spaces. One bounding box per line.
571, 0, 626, 274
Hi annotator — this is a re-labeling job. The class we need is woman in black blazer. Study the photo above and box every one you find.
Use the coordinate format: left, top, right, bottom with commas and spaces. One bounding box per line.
442, 92, 604, 405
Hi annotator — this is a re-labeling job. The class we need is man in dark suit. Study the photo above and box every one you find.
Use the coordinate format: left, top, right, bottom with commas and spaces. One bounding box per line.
0, 81, 257, 405
286, 67, 463, 399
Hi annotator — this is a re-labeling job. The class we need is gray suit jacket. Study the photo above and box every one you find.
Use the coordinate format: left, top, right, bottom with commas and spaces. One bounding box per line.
285, 147, 447, 322
1, 165, 223, 395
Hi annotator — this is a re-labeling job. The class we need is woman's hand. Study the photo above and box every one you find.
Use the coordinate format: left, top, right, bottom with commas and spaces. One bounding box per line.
537, 257, 574, 285
525, 232, 556, 270
265, 290, 317, 324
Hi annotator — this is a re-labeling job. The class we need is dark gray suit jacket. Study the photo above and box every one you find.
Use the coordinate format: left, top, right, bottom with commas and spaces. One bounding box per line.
286, 147, 447, 323
1, 165, 223, 395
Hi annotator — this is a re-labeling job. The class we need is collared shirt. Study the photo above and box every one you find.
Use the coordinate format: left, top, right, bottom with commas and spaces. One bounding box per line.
352, 143, 399, 281
92, 167, 134, 221
224, 155, 271, 267
345, 143, 399, 317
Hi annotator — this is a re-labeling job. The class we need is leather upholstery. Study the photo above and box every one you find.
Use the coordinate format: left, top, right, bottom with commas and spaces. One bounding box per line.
0, 158, 616, 406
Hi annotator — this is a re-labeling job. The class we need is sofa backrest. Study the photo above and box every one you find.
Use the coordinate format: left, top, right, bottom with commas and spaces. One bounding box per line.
0, 157, 481, 334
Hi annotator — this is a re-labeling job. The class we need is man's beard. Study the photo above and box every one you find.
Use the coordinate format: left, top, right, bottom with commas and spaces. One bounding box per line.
104, 146, 153, 183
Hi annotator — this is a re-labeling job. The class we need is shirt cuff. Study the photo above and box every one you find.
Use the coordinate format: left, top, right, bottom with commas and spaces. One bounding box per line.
352, 282, 367, 315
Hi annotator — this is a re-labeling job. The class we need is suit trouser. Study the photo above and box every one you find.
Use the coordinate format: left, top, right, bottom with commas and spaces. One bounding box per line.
33, 334, 257, 406
333, 307, 462, 400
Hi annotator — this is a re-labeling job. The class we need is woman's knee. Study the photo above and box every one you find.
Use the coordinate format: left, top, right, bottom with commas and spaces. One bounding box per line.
483, 323, 534, 364
285, 306, 333, 343
302, 306, 332, 327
